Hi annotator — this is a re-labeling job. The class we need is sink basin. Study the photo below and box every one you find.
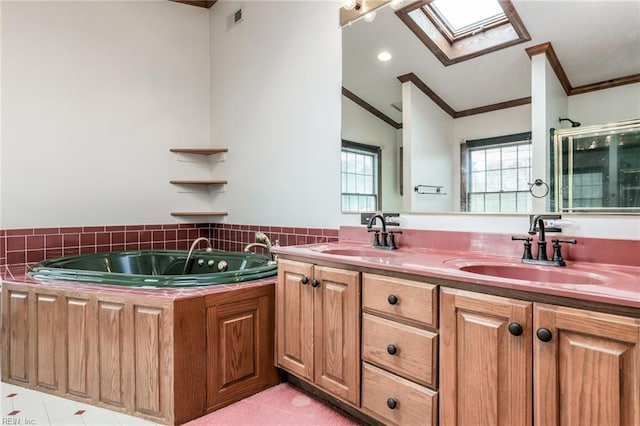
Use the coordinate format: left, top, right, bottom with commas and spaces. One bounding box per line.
459, 264, 608, 285
319, 248, 399, 257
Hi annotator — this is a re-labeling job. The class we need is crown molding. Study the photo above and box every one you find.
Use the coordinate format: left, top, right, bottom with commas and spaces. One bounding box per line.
397, 73, 531, 119
342, 87, 402, 129
526, 42, 640, 96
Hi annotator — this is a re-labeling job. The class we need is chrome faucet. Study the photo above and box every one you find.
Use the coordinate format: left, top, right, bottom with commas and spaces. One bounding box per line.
511, 215, 576, 266
367, 213, 402, 250
183, 237, 213, 274
244, 231, 278, 263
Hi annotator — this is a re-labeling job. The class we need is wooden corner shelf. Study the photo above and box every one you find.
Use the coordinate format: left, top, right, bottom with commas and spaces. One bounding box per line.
169, 179, 228, 185
170, 211, 228, 217
169, 148, 228, 155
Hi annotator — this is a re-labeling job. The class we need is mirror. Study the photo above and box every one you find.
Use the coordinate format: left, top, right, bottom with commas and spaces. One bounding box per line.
341, 3, 535, 213
341, 1, 640, 214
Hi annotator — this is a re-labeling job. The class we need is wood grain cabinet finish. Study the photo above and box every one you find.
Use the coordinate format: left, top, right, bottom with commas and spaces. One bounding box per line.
440, 288, 533, 426
534, 303, 640, 426
3, 282, 283, 425
362, 362, 438, 426
361, 273, 439, 425
1, 286, 175, 421
205, 285, 279, 412
362, 313, 437, 388
362, 273, 438, 328
440, 288, 640, 426
276, 259, 361, 406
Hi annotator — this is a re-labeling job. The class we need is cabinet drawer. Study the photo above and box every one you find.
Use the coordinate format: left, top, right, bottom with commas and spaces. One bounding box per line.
362, 313, 438, 388
362, 273, 437, 328
362, 362, 437, 426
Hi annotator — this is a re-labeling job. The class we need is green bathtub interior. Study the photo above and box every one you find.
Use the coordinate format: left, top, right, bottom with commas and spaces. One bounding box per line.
28, 250, 277, 288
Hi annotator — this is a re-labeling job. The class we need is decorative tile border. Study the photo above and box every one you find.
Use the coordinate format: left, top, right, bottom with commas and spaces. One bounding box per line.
212, 224, 339, 253
0, 223, 213, 266
0, 223, 340, 266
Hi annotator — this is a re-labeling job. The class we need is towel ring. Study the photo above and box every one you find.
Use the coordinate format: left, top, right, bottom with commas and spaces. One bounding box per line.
528, 179, 549, 198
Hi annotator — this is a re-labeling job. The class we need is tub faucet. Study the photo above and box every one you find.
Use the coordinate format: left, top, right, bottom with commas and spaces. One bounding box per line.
183, 237, 213, 274
244, 232, 278, 263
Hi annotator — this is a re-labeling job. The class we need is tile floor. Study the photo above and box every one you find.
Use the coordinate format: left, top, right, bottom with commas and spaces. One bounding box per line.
1, 381, 360, 426
0, 381, 155, 425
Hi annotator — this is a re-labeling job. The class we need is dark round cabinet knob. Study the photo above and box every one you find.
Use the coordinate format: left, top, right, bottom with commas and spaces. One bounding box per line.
508, 322, 524, 336
536, 328, 553, 342
387, 294, 398, 305
387, 344, 398, 355
300, 276, 309, 285
311, 279, 320, 288
386, 398, 398, 410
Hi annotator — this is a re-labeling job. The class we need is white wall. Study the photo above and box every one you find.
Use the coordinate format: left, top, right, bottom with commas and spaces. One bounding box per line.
1, 1, 637, 240
209, 1, 342, 227
531, 54, 568, 212
402, 81, 454, 212
0, 1, 3, 229
1, 1, 210, 228
568, 83, 640, 126
341, 97, 402, 211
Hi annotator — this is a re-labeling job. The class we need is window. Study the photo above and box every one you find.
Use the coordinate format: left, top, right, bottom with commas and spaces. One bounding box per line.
395, 0, 530, 65
429, 0, 506, 41
462, 132, 532, 212
341, 141, 381, 212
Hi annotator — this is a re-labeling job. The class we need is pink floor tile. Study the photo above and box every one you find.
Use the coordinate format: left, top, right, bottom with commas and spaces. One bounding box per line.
186, 384, 360, 426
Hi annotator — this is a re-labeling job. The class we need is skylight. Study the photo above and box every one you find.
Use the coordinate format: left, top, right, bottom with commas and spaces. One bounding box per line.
430, 0, 505, 34
395, 0, 530, 66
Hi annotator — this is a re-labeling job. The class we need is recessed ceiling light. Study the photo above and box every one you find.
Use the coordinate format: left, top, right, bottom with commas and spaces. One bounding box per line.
377, 51, 392, 61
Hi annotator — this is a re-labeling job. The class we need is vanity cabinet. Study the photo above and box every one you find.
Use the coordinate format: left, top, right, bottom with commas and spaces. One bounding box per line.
440, 288, 533, 426
440, 287, 640, 426
534, 303, 640, 426
275, 259, 361, 406
361, 273, 439, 426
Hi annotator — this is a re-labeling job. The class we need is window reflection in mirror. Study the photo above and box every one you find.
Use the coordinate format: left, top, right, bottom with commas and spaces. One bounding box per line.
341, 141, 381, 212
553, 119, 640, 213
461, 132, 532, 212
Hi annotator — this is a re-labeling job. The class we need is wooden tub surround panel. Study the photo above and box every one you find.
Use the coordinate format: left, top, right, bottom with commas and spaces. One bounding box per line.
36, 294, 61, 390
6, 290, 29, 383
1, 279, 279, 425
98, 301, 126, 407
66, 297, 91, 398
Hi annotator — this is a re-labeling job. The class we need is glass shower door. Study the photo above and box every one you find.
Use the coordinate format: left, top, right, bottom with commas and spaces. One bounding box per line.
554, 119, 640, 213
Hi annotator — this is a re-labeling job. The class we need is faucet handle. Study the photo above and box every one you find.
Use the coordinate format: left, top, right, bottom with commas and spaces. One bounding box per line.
551, 239, 576, 266
553, 239, 577, 245
388, 230, 403, 250
368, 229, 381, 247
512, 236, 533, 260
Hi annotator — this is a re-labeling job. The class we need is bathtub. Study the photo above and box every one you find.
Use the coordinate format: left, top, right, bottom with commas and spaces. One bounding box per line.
27, 249, 277, 287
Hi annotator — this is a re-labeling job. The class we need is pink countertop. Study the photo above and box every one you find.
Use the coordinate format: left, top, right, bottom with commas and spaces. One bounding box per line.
273, 241, 640, 310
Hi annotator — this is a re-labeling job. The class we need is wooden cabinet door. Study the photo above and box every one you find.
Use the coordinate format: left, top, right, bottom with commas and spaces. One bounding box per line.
534, 304, 640, 426
440, 288, 533, 426
206, 285, 279, 411
275, 259, 314, 380
313, 265, 361, 406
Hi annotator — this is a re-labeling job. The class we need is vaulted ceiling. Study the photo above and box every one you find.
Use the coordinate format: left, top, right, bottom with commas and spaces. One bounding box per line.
342, 0, 640, 124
